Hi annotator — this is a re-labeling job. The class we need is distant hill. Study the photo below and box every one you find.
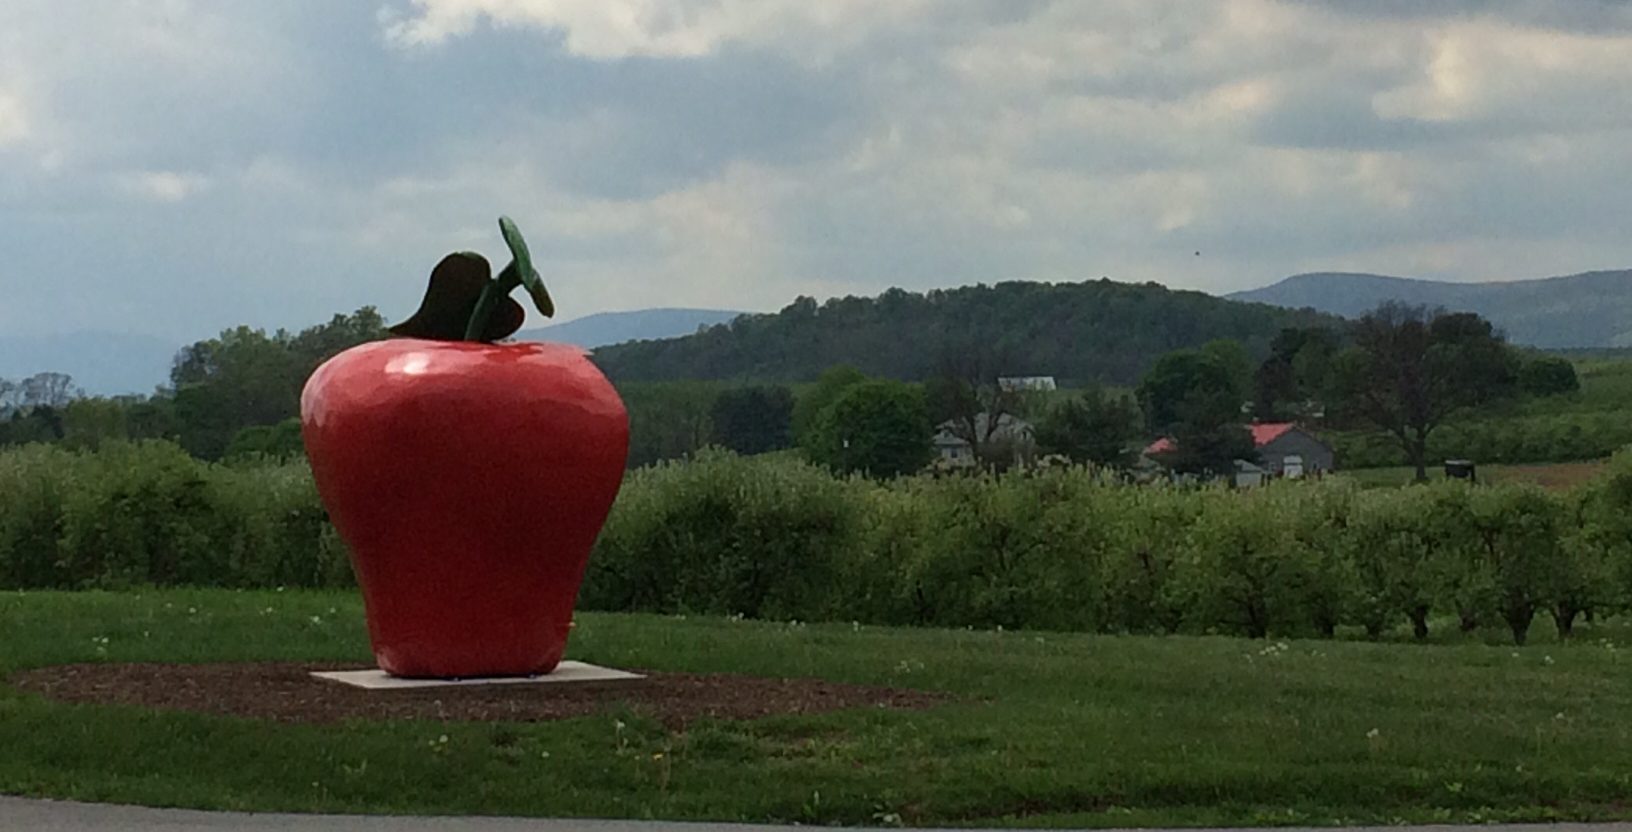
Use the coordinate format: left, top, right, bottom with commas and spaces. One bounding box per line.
0, 332, 177, 396
517, 308, 745, 349
1229, 269, 1632, 348
591, 280, 1340, 386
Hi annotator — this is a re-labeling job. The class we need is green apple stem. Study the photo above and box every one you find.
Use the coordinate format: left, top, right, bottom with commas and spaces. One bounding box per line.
463, 263, 523, 341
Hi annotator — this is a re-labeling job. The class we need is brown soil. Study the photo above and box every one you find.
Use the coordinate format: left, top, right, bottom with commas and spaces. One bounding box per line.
9, 662, 946, 727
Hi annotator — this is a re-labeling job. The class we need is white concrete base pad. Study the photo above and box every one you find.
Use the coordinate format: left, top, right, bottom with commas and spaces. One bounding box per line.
310, 661, 644, 690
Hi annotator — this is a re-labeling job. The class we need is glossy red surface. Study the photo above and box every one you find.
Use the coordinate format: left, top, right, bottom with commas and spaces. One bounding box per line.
300, 339, 629, 678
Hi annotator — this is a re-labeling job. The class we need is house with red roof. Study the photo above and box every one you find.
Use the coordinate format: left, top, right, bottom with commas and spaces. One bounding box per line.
1144, 422, 1334, 477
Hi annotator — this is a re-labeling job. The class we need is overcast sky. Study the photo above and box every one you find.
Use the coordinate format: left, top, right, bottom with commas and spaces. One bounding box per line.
3, 0, 1631, 343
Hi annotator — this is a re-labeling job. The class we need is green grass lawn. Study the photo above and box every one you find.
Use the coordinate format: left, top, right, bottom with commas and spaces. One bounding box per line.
5, 589, 1632, 827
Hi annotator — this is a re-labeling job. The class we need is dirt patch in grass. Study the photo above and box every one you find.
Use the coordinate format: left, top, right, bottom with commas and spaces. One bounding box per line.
9, 662, 947, 727
1485, 460, 1608, 491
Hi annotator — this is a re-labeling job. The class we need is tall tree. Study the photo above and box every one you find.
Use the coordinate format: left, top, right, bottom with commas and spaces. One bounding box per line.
1034, 387, 1141, 467
18, 372, 82, 410
709, 385, 795, 455
790, 365, 867, 447
1333, 303, 1519, 482
1159, 423, 1258, 478
1518, 356, 1580, 397
1137, 349, 1246, 435
1254, 327, 1339, 421
619, 381, 720, 468
804, 380, 933, 478
924, 340, 1034, 468
169, 308, 387, 459
1139, 346, 1258, 478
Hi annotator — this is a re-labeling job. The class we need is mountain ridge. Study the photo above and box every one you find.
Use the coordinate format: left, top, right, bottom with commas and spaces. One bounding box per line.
516, 307, 745, 349
1229, 268, 1632, 348
0, 332, 178, 397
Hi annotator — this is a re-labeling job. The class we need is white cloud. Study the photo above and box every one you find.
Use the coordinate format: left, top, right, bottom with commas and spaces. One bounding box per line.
1372, 21, 1632, 128
117, 170, 212, 203
3, 0, 1632, 346
379, 0, 925, 58
0, 89, 30, 147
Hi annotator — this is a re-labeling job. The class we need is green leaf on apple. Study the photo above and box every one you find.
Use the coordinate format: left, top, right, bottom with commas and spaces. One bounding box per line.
389, 252, 525, 342
499, 215, 554, 319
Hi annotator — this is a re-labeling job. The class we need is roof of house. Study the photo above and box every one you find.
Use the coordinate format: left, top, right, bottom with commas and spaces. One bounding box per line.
1144, 422, 1306, 456
1249, 422, 1297, 446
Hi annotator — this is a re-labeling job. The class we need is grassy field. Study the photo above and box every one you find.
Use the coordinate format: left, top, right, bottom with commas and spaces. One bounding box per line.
5, 590, 1632, 826
1340, 460, 1609, 490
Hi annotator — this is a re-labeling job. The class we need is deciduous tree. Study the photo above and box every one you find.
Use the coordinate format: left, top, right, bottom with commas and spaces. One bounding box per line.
1333, 303, 1519, 482
1034, 387, 1140, 467
804, 380, 933, 478
709, 385, 795, 455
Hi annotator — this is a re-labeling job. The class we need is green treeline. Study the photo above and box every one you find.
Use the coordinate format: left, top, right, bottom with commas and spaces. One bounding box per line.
593, 280, 1338, 386
6, 444, 1632, 646
0, 290, 1606, 478
0, 308, 390, 462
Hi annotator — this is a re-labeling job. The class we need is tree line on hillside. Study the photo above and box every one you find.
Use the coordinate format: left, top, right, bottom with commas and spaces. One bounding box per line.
592, 279, 1339, 386
0, 298, 1581, 481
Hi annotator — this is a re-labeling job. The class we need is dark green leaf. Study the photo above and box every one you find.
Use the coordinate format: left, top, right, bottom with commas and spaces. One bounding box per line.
389, 252, 525, 341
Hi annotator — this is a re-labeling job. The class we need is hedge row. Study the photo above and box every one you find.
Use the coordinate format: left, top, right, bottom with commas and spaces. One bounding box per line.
0, 442, 350, 590
6, 441, 1632, 644
587, 451, 1632, 644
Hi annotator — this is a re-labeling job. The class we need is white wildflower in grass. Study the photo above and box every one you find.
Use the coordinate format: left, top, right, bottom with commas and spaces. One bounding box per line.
1543, 655, 1556, 666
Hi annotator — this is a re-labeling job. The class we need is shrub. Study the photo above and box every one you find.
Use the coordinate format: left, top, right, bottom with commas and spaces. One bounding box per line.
56, 441, 224, 587
904, 470, 1104, 631
0, 441, 347, 590
582, 450, 862, 621
0, 445, 78, 588
2, 441, 1626, 648
1344, 489, 1441, 638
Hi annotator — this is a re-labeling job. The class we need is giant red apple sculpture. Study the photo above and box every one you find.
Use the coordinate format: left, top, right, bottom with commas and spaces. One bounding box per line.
301, 217, 628, 678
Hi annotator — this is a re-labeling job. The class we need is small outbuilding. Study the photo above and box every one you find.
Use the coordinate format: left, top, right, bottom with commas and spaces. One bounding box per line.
1142, 422, 1336, 479
1249, 423, 1334, 477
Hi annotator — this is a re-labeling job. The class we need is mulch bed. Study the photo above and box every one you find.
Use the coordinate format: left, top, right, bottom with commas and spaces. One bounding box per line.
9, 662, 947, 727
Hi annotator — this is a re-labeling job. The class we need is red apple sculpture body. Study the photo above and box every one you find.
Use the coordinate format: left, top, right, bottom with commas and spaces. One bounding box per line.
300, 217, 628, 678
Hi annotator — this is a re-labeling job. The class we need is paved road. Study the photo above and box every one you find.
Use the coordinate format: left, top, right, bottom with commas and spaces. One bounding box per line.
9, 796, 1632, 828
0, 797, 788, 831
6, 798, 1632, 832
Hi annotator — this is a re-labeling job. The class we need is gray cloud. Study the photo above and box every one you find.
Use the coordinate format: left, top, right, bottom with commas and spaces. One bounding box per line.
1, 0, 1630, 346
